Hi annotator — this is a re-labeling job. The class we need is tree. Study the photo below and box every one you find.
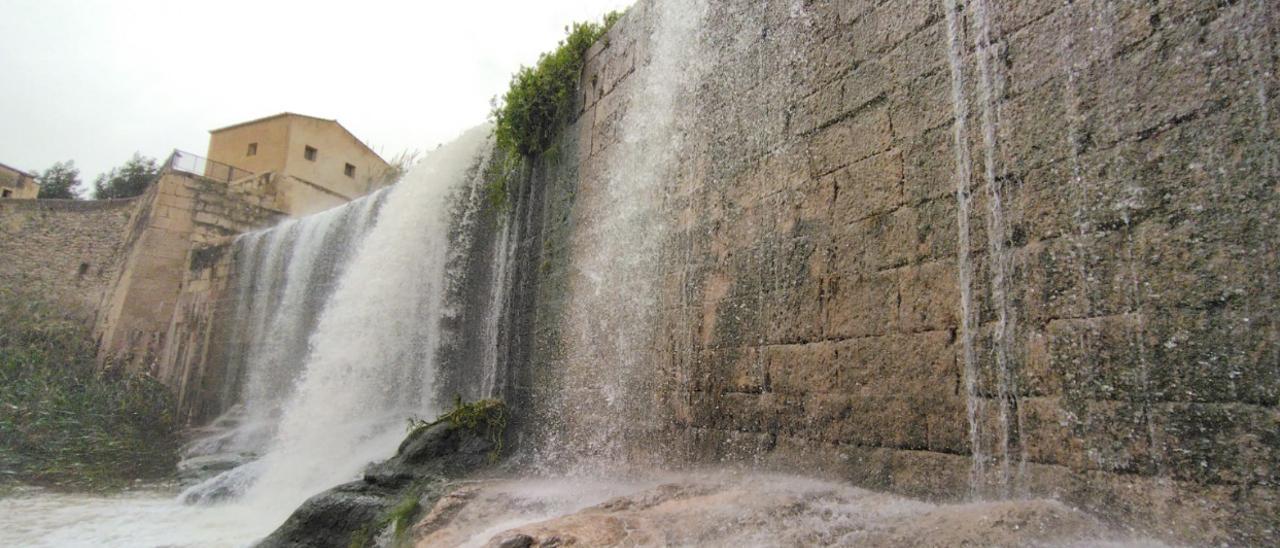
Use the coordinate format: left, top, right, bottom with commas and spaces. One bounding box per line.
93, 153, 159, 199
36, 161, 82, 199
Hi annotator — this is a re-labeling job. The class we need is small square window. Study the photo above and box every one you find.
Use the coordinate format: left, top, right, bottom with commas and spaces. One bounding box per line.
304, 146, 317, 161
1, 189, 11, 198
247, 143, 258, 156
344, 163, 355, 177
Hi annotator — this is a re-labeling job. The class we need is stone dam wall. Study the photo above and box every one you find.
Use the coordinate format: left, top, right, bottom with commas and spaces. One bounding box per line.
497, 0, 1278, 544
0, 198, 139, 320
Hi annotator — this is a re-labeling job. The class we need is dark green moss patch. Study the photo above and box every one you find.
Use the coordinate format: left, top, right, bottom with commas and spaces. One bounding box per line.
409, 397, 508, 463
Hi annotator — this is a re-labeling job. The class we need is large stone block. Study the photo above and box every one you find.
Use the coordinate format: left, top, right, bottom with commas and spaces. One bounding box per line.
1047, 315, 1147, 402
1148, 402, 1280, 486
850, 0, 943, 60
764, 341, 837, 396
825, 270, 899, 339
889, 66, 952, 140
806, 102, 893, 177
898, 260, 960, 333
828, 149, 903, 224
902, 125, 956, 205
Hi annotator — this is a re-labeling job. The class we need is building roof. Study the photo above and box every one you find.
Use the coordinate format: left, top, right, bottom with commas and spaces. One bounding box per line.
0, 161, 36, 179
208, 112, 389, 166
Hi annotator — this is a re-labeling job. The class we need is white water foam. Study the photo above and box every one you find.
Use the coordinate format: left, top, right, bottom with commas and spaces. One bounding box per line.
232, 124, 494, 525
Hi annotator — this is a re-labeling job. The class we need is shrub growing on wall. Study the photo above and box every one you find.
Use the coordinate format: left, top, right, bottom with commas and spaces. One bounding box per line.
486, 11, 621, 208
491, 12, 621, 158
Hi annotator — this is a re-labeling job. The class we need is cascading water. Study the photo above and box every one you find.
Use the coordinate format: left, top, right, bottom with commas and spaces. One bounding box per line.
170, 124, 498, 541
3, 0, 1264, 545
182, 191, 390, 469
540, 0, 709, 469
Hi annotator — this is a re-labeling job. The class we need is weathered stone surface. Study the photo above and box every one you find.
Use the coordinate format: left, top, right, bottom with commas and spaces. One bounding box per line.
259, 402, 504, 548
499, 0, 1280, 544
0, 198, 138, 320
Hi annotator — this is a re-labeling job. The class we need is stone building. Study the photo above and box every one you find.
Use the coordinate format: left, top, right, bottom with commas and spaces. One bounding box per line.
0, 162, 39, 199
206, 113, 393, 216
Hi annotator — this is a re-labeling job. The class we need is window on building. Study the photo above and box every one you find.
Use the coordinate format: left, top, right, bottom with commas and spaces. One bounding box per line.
344, 163, 356, 178
304, 146, 317, 161
1, 189, 11, 198
247, 143, 258, 156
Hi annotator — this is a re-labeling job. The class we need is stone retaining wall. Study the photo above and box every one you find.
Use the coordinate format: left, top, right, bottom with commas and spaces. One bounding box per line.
0, 198, 139, 320
95, 170, 283, 380
508, 1, 1278, 543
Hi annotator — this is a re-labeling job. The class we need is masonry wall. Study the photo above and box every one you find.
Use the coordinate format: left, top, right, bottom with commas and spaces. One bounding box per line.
0, 198, 139, 319
0, 166, 40, 200
505, 0, 1278, 544
157, 239, 241, 425
95, 170, 283, 378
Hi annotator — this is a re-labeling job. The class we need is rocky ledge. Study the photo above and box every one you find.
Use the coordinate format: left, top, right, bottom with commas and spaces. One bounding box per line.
256, 399, 507, 548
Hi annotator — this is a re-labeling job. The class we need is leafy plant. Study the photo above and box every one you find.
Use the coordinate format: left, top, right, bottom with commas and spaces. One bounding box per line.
36, 161, 82, 199
93, 153, 159, 200
486, 11, 622, 208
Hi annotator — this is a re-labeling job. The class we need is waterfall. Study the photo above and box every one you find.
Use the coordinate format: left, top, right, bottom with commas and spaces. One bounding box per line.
180, 190, 390, 466
544, 0, 709, 468
479, 217, 517, 398
180, 124, 496, 532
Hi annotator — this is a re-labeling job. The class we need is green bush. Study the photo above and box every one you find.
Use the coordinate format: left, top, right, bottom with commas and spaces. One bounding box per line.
491, 11, 621, 158
486, 11, 621, 209
0, 290, 179, 490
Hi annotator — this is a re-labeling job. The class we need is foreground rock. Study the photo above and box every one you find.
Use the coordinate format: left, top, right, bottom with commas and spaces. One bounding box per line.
256, 400, 506, 548
409, 473, 1163, 547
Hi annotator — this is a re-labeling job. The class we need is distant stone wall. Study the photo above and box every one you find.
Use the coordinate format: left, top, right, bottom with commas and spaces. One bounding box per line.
506, 0, 1278, 544
0, 198, 139, 320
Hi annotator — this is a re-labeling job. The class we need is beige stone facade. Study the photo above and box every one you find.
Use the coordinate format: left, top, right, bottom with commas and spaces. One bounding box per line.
0, 162, 39, 199
207, 113, 393, 216
93, 169, 283, 376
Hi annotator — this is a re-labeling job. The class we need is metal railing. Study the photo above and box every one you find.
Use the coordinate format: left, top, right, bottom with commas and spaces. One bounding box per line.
165, 150, 255, 183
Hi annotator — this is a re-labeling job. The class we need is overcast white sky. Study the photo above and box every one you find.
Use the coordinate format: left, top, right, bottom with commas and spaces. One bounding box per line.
0, 0, 631, 192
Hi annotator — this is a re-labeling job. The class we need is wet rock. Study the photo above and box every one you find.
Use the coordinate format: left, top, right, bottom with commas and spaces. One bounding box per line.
175, 452, 253, 485
412, 473, 1147, 547
256, 400, 505, 548
492, 533, 535, 548
256, 479, 403, 548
